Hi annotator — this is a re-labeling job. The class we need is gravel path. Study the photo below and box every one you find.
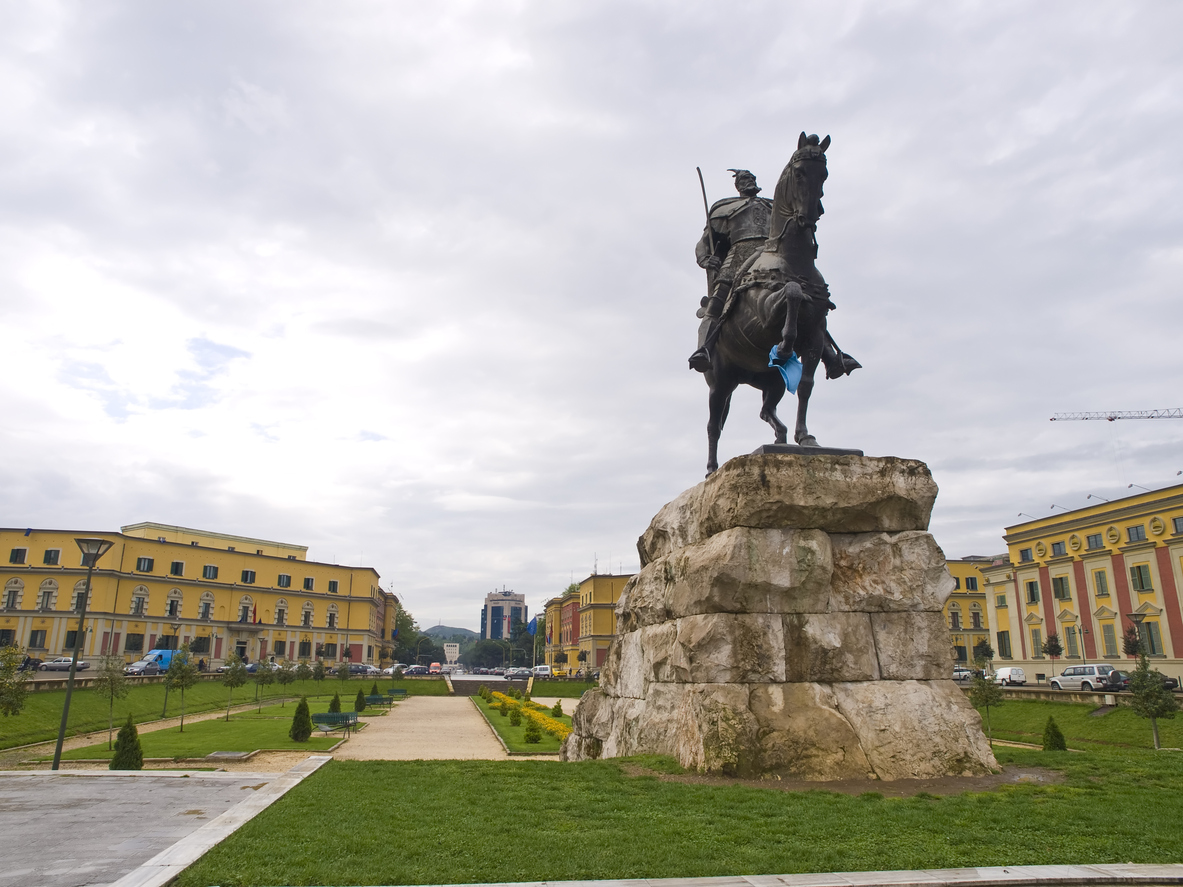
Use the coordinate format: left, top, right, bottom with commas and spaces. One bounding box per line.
332, 696, 509, 760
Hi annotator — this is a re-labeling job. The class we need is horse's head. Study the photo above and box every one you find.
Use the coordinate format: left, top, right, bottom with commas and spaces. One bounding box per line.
771, 132, 830, 237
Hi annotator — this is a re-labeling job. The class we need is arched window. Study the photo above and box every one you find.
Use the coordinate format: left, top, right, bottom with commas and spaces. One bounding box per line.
3, 578, 24, 610
199, 591, 215, 620
275, 598, 289, 627
237, 595, 255, 623
948, 602, 962, 630
970, 603, 983, 629
38, 578, 59, 611
130, 585, 149, 616
326, 603, 339, 629
71, 579, 90, 613
166, 588, 184, 619
301, 601, 315, 627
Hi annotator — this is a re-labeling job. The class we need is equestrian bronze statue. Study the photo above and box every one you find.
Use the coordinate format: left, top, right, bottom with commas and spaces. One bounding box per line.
692, 134, 860, 475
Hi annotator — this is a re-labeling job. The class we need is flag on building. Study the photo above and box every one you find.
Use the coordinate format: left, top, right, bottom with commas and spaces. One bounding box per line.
527, 616, 538, 636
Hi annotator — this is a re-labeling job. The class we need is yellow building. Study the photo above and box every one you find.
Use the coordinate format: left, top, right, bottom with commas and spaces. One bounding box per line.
944, 557, 994, 664
542, 573, 632, 674
982, 484, 1183, 679
1, 523, 396, 667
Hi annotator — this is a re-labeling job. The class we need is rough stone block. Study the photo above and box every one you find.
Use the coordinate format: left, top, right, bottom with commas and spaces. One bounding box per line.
749, 683, 873, 780
638, 454, 938, 565
830, 531, 954, 612
668, 614, 786, 684
870, 611, 954, 680
783, 612, 879, 682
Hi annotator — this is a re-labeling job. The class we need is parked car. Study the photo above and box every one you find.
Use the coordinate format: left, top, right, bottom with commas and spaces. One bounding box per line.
1050, 663, 1116, 691
402, 665, 429, 676
1105, 669, 1179, 692
40, 656, 89, 671
347, 663, 369, 676
992, 667, 1026, 686
124, 658, 162, 676
952, 666, 977, 682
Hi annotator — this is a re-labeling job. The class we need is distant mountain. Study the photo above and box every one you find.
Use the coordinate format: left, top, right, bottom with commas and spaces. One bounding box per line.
423, 624, 478, 639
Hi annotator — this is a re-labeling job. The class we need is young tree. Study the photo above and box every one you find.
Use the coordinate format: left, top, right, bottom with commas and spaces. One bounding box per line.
222, 652, 248, 721
354, 688, 367, 712
91, 657, 130, 748
253, 660, 276, 711
577, 649, 589, 679
1128, 652, 1180, 749
289, 697, 313, 742
335, 661, 350, 684
370, 681, 379, 697
275, 661, 297, 706
1043, 716, 1067, 751
329, 692, 342, 713
1123, 626, 1144, 657
0, 645, 32, 718
973, 640, 995, 666
165, 645, 200, 732
110, 714, 144, 770
296, 660, 312, 692
554, 651, 569, 673
312, 660, 326, 685
1042, 633, 1064, 676
967, 666, 1005, 747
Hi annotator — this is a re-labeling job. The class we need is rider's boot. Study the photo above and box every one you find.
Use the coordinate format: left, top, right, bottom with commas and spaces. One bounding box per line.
821, 339, 862, 379
688, 295, 725, 372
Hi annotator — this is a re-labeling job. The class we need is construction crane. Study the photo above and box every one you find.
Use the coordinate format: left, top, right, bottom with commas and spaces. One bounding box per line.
1050, 409, 1183, 422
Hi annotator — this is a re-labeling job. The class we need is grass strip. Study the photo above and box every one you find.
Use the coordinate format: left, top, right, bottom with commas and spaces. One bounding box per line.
175, 746, 1183, 887
974, 698, 1183, 750
471, 695, 567, 754
43, 714, 339, 760
529, 680, 597, 699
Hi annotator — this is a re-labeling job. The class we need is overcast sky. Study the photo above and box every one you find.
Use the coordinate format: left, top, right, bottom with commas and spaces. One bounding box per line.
2, 2, 1181, 631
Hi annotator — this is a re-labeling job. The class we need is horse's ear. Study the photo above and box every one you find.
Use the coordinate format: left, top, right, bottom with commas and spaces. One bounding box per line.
798, 131, 807, 149
819, 135, 831, 152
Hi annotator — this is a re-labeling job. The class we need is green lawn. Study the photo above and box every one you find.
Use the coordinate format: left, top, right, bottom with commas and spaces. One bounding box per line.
471, 696, 570, 754
176, 746, 1183, 887
233, 698, 393, 719
975, 698, 1182, 750
45, 714, 340, 761
530, 680, 597, 699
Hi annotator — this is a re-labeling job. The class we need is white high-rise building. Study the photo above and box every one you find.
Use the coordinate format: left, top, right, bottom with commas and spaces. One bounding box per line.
480, 589, 527, 639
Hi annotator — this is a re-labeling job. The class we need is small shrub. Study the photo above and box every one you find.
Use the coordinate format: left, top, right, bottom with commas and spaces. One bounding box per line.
329, 692, 342, 713
509, 708, 522, 726
110, 714, 143, 770
289, 697, 312, 742
551, 701, 563, 717
1043, 716, 1067, 751
524, 721, 542, 743
354, 689, 367, 712
479, 684, 488, 698
370, 681, 379, 697
499, 700, 509, 717
524, 693, 531, 702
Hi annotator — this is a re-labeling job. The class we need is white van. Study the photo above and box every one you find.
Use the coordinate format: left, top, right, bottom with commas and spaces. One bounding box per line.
992, 666, 1026, 686
532, 665, 553, 678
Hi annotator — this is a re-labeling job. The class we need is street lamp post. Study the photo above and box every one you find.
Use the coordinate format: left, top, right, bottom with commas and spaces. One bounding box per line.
416, 637, 430, 665
1128, 612, 1146, 655
52, 537, 114, 771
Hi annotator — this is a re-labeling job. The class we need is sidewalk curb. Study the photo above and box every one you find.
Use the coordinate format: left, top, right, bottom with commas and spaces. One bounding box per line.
104, 754, 332, 887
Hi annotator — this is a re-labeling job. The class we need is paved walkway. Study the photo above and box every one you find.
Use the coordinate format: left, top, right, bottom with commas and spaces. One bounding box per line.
332, 695, 509, 760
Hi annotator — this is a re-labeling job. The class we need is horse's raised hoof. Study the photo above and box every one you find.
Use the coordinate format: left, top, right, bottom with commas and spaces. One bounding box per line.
796, 434, 819, 447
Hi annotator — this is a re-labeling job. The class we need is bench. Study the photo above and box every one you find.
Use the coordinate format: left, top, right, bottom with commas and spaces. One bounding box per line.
388, 688, 408, 701
365, 695, 392, 708
311, 711, 359, 736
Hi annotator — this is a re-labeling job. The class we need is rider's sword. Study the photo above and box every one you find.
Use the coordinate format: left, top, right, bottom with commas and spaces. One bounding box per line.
696, 167, 716, 256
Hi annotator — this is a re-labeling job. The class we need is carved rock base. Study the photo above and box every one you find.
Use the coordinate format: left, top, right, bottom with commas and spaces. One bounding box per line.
561, 453, 998, 781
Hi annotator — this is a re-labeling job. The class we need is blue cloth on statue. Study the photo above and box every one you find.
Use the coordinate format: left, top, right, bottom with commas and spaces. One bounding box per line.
768, 345, 802, 393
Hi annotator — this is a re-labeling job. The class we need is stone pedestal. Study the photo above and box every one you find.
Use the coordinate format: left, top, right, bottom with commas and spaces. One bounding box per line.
561, 454, 998, 781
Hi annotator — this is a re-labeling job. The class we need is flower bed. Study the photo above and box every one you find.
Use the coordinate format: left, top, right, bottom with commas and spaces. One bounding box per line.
489, 691, 572, 740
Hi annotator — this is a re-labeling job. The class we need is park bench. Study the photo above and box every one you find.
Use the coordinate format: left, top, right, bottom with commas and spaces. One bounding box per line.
311, 711, 359, 736
387, 688, 408, 701
365, 694, 392, 708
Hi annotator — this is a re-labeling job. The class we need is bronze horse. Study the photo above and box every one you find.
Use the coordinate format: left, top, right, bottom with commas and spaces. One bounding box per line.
703, 133, 853, 475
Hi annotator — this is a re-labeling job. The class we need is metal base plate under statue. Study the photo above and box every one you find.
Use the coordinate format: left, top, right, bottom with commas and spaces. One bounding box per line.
752, 443, 864, 457
561, 452, 997, 780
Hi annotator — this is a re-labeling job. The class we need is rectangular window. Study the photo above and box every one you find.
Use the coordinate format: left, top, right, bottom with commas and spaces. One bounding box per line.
322, 642, 337, 657
328, 580, 339, 594
303, 577, 314, 591
132, 596, 145, 615
135, 557, 154, 572
73, 592, 87, 612
1064, 626, 1079, 658
277, 574, 291, 588
190, 636, 210, 654
327, 612, 337, 628
1102, 624, 1117, 657
170, 561, 184, 576
157, 634, 178, 650
274, 640, 286, 657
166, 599, 179, 617
199, 601, 212, 619
239, 605, 251, 622
43, 549, 60, 566
1174, 517, 1183, 535
1051, 541, 1066, 557
124, 633, 144, 653
227, 546, 235, 552
1130, 564, 1153, 592
0, 628, 14, 646
950, 610, 961, 629
1127, 525, 1147, 543
1019, 548, 1033, 563
1093, 570, 1109, 597
29, 629, 47, 648
9, 548, 27, 564
997, 630, 1012, 658
1145, 622, 1164, 656
1086, 533, 1104, 550
64, 630, 79, 650
241, 570, 256, 584
276, 609, 286, 626
1025, 580, 1040, 604
202, 565, 219, 580
298, 640, 312, 658
287, 554, 297, 560
3, 590, 17, 609
965, 577, 978, 591
995, 593, 1007, 608
953, 576, 961, 590
1030, 628, 1043, 658
971, 610, 982, 629
40, 591, 54, 610
1051, 576, 1072, 601
191, 541, 198, 546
